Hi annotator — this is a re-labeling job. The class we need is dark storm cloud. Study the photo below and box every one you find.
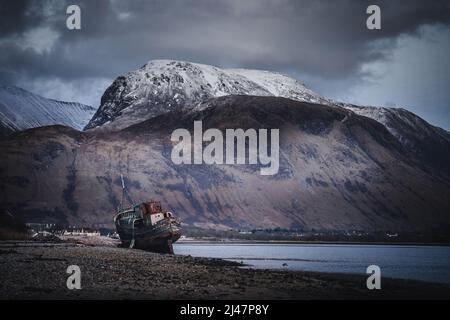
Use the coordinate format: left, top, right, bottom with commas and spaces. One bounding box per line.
0, 0, 449, 128
1, 0, 449, 80
0, 0, 41, 36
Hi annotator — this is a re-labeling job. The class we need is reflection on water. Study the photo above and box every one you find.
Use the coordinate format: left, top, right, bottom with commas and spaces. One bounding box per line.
174, 242, 450, 284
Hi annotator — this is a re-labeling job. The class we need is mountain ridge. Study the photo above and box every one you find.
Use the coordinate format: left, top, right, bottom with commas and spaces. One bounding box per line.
0, 85, 96, 133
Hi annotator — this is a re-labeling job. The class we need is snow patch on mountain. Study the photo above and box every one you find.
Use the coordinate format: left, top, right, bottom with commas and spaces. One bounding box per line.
337, 102, 449, 146
0, 86, 96, 133
85, 59, 331, 130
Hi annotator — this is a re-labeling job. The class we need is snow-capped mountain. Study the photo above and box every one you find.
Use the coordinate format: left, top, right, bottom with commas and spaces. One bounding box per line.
85, 59, 331, 130
0, 86, 96, 134
1, 61, 449, 234
85, 60, 449, 164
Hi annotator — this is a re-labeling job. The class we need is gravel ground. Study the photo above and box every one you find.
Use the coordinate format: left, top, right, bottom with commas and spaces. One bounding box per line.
1, 240, 450, 300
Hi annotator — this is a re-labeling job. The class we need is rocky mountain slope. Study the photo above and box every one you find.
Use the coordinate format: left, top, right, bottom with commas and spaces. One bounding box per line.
0, 86, 96, 134
337, 103, 450, 175
85, 60, 449, 166
1, 96, 449, 234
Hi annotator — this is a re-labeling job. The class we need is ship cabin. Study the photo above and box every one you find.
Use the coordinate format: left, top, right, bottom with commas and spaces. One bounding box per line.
140, 201, 173, 226
116, 201, 173, 227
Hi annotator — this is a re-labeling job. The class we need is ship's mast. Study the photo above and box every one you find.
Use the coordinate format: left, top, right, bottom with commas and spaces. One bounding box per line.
120, 174, 125, 212
119, 174, 135, 212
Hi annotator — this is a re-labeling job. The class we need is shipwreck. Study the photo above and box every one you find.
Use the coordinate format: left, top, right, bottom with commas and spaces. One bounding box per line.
113, 176, 181, 254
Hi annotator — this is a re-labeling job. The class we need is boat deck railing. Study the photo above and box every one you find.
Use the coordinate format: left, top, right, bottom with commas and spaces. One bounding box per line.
114, 208, 139, 222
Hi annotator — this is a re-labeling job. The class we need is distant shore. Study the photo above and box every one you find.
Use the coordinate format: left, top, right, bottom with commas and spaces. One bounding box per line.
177, 237, 450, 247
1, 240, 450, 300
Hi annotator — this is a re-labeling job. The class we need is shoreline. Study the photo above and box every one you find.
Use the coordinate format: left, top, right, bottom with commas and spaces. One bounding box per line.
177, 238, 450, 247
1, 240, 450, 300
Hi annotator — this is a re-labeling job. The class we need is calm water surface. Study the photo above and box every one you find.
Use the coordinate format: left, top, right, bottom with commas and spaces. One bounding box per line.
174, 243, 450, 284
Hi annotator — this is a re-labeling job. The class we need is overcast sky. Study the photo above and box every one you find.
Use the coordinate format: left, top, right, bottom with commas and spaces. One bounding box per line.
1, 0, 449, 129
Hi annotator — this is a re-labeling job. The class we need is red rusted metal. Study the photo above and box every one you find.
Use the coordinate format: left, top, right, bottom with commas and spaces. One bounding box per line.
141, 201, 162, 215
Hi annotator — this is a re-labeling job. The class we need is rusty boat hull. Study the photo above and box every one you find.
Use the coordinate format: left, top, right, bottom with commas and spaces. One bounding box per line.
114, 201, 181, 254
